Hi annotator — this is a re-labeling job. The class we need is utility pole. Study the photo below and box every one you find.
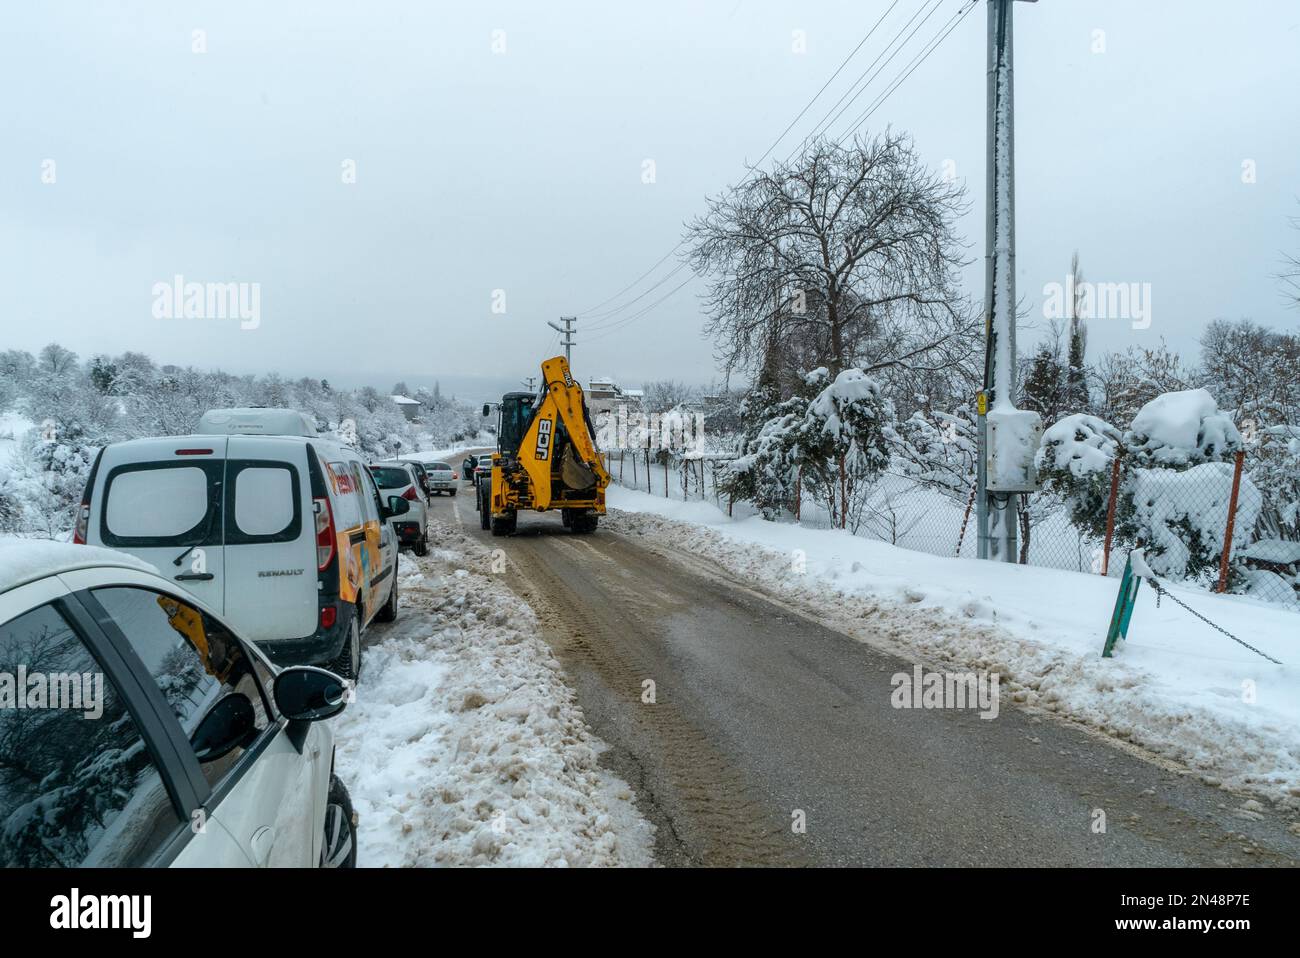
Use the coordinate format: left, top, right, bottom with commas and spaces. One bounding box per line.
548, 316, 576, 362
977, 0, 1040, 562
522, 376, 537, 392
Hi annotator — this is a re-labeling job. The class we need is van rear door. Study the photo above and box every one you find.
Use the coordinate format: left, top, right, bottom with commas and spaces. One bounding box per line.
92, 438, 228, 612
222, 438, 316, 643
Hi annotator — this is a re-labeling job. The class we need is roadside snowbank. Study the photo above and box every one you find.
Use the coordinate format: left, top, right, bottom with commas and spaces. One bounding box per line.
605, 486, 1300, 808
332, 525, 654, 867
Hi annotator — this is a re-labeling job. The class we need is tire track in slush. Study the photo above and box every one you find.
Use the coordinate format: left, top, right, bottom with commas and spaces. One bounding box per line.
499, 532, 801, 866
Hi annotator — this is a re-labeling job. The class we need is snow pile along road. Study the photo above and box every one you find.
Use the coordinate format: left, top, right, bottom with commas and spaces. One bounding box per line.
332, 522, 654, 867
605, 486, 1300, 810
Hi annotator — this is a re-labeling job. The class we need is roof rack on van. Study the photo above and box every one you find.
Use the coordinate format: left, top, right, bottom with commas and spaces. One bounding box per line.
197, 408, 319, 437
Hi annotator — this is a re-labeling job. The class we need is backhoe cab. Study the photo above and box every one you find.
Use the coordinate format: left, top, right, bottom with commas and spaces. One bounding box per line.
479, 356, 610, 536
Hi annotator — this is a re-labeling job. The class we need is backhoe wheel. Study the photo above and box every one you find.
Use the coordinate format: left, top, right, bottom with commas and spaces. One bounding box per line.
560, 508, 574, 529
479, 488, 491, 530
573, 513, 598, 534
491, 509, 516, 537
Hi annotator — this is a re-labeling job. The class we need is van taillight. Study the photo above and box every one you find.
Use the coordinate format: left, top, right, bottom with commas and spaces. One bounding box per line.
314, 496, 336, 570
401, 486, 418, 501
73, 502, 90, 545
320, 605, 337, 629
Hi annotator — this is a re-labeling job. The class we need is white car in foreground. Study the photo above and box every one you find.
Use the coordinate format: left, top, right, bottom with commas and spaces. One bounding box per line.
0, 540, 356, 868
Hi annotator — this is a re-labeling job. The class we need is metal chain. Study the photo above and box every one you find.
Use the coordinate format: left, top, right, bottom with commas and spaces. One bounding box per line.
1149, 577, 1283, 666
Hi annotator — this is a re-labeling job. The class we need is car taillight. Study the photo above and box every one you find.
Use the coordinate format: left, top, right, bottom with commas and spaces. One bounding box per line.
452, 471, 458, 479
314, 496, 336, 570
401, 486, 418, 501
73, 501, 90, 545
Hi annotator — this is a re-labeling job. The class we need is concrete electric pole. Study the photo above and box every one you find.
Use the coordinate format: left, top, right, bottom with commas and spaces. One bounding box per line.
548, 316, 576, 363
977, 0, 1042, 562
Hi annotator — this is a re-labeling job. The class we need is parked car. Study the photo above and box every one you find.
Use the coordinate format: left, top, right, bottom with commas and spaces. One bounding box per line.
77, 407, 406, 679
369, 461, 429, 556
426, 461, 457, 495
406, 459, 434, 499
0, 539, 355, 868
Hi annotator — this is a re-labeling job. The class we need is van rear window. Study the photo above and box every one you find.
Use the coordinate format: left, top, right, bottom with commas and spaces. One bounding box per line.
103, 463, 221, 547
233, 467, 294, 536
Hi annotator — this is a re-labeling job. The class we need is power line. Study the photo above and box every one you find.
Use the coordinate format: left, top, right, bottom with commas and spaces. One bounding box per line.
743, 0, 905, 173
838, 0, 978, 140
574, 4, 915, 322
796, 0, 946, 150
583, 272, 699, 344
574, 0, 976, 337
584, 260, 692, 328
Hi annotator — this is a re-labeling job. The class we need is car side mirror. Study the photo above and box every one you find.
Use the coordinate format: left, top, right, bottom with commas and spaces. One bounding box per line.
190, 692, 258, 763
386, 495, 411, 517
482, 403, 491, 418
274, 666, 348, 723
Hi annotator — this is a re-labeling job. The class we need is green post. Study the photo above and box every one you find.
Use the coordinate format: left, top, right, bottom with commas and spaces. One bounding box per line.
1102, 554, 1142, 658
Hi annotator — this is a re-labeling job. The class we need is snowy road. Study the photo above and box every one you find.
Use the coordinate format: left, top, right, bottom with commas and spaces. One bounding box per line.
434, 491, 1300, 867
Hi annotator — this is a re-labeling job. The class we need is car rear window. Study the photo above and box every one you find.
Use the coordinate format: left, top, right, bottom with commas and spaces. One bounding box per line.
431, 462, 452, 471
103, 462, 221, 547
370, 466, 410, 489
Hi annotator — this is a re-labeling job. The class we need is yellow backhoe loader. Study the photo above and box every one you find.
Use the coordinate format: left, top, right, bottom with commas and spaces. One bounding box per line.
479, 355, 610, 535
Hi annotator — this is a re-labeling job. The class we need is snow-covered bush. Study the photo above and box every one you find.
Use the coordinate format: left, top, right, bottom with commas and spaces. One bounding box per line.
1038, 390, 1258, 584
1124, 388, 1242, 467
803, 368, 894, 530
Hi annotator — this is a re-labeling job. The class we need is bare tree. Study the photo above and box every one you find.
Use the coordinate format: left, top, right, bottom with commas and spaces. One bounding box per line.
684, 132, 973, 384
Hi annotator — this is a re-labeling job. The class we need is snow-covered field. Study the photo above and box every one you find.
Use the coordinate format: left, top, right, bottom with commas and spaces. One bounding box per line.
332, 521, 654, 867
605, 485, 1300, 809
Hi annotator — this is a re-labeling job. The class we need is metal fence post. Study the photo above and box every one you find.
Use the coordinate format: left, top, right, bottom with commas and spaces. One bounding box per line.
1217, 448, 1247, 593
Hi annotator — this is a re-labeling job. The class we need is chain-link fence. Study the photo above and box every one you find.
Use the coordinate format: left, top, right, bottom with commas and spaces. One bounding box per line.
603, 444, 1300, 613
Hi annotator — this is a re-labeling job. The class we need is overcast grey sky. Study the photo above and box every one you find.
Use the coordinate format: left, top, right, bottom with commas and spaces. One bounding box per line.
2, 1, 1297, 402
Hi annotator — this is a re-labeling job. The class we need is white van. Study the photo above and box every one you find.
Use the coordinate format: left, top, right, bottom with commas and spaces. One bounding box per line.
75, 408, 410, 678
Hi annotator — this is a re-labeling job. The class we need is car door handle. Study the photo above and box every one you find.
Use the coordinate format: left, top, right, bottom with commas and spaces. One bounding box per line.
250, 826, 276, 867
175, 572, 215, 581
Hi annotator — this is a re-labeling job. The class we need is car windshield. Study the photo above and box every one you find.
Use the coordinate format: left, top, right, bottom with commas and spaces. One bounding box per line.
369, 467, 410, 489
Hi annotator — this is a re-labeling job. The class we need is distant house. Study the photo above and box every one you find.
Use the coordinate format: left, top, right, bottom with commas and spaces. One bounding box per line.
587, 377, 642, 417
391, 394, 423, 422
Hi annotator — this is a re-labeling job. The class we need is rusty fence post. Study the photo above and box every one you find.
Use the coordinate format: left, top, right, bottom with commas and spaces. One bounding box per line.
1217, 448, 1247, 593
1101, 449, 1124, 576
956, 482, 977, 556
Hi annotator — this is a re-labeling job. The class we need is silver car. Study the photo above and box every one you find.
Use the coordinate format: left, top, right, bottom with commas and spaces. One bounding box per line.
426, 461, 457, 495
0, 540, 356, 868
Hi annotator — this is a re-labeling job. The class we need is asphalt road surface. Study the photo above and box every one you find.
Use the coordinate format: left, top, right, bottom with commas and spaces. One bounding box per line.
427, 475, 1300, 867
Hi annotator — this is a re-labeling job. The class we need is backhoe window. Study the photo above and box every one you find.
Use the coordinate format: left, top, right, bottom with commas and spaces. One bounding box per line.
498, 395, 534, 455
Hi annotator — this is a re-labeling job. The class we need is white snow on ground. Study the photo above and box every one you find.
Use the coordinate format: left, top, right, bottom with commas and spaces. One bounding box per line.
400, 434, 495, 466
605, 485, 1300, 810
332, 524, 654, 867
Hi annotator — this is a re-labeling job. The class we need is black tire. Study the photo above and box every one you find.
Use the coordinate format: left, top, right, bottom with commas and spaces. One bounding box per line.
560, 508, 574, 529
479, 491, 491, 530
414, 532, 428, 557
320, 775, 357, 868
326, 611, 361, 681
491, 509, 516, 536
450, 489, 457, 497
376, 570, 398, 623
573, 513, 598, 534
